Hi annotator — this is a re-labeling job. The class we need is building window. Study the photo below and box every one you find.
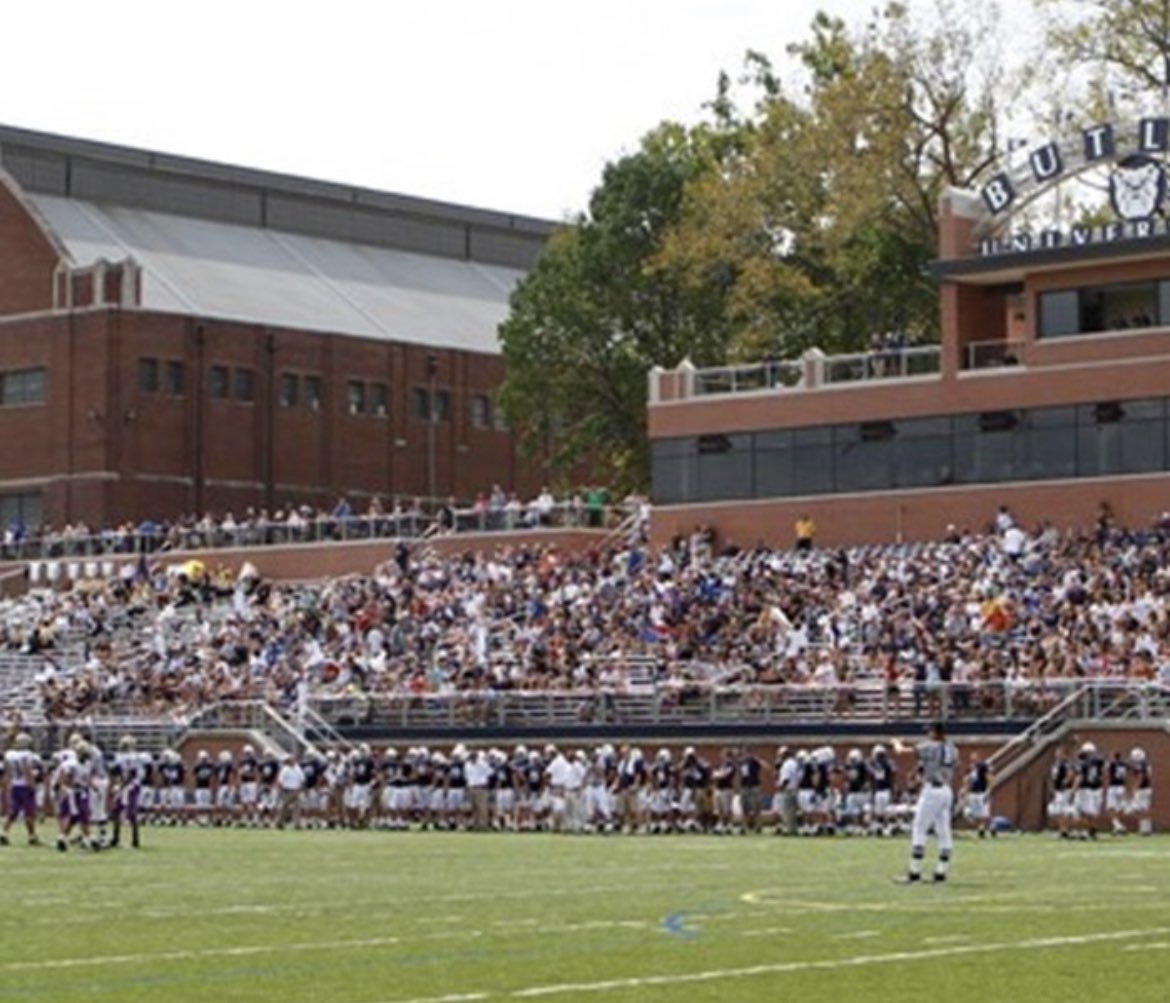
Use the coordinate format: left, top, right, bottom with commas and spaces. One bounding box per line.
412, 388, 451, 422
304, 375, 323, 411
371, 383, 389, 418
0, 492, 41, 530
209, 365, 230, 399
0, 368, 46, 406
470, 394, 492, 429
279, 373, 298, 407
138, 358, 159, 394
1039, 279, 1169, 338
234, 368, 256, 403
347, 380, 366, 415
166, 360, 185, 397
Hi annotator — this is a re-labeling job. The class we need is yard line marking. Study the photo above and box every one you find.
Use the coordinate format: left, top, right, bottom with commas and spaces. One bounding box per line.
833, 930, 879, 940
1122, 942, 1170, 952
742, 927, 793, 938
508, 927, 1170, 998
0, 935, 406, 973
0, 916, 659, 973
366, 995, 490, 1003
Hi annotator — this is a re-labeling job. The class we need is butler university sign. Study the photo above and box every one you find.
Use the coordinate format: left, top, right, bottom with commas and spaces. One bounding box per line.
977, 119, 1170, 256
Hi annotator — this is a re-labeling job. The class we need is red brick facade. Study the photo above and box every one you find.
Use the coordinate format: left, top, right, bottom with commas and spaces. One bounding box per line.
0, 306, 548, 527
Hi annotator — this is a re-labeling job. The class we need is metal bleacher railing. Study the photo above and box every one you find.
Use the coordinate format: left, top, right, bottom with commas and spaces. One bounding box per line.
2, 502, 636, 567
305, 678, 1170, 731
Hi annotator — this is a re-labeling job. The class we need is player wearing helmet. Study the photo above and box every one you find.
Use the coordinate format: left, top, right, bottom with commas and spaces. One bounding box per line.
1, 733, 41, 846
961, 752, 994, 838
1073, 741, 1105, 840
1127, 747, 1153, 836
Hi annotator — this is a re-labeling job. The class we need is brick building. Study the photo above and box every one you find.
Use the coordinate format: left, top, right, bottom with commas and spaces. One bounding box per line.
647, 119, 1170, 547
0, 125, 555, 529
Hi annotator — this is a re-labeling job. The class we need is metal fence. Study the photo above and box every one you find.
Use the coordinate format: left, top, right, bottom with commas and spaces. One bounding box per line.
307, 679, 1170, 730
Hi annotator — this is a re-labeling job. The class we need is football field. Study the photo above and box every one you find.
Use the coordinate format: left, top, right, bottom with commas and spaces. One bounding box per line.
3, 830, 1168, 1003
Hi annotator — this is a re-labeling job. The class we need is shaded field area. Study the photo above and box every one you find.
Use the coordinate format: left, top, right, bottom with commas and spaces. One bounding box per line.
3, 830, 1168, 1003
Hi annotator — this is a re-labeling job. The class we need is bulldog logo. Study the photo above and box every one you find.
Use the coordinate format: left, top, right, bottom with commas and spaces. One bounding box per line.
1110, 154, 1166, 221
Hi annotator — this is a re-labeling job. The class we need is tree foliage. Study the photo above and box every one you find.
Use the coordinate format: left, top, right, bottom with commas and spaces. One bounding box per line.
661, 1, 1006, 359
498, 124, 737, 491
1036, 0, 1170, 113
499, 1, 1012, 490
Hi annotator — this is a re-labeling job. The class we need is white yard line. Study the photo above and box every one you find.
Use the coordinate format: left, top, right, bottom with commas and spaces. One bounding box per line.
1122, 942, 1170, 952
508, 927, 1170, 998
833, 930, 880, 940
12, 921, 1169, 997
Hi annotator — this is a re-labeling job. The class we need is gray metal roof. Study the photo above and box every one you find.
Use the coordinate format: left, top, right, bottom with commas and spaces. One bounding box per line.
32, 194, 525, 354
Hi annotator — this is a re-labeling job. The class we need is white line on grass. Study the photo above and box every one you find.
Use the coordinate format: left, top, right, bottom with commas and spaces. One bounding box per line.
1122, 942, 1170, 952
833, 930, 880, 940
741, 926, 793, 938
508, 927, 1170, 998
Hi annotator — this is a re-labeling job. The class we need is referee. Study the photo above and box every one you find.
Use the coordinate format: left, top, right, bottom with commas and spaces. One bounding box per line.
894, 721, 958, 883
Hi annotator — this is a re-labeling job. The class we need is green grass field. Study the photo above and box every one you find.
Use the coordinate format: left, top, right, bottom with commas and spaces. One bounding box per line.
3, 830, 1168, 1003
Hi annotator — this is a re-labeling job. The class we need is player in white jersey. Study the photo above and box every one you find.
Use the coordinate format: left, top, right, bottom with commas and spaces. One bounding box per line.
1, 733, 42, 845
88, 745, 112, 843
895, 721, 957, 883
1127, 748, 1154, 836
52, 742, 97, 852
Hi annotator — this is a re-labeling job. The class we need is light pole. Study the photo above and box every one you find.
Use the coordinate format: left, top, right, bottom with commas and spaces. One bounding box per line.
426, 353, 438, 502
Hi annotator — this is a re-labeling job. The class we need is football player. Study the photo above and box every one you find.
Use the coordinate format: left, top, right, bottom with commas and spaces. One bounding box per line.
961, 752, 993, 838
841, 749, 871, 836
237, 744, 261, 826
1072, 741, 1105, 840
1105, 750, 1129, 836
1127, 747, 1153, 836
1, 733, 41, 846
868, 744, 898, 836
110, 735, 145, 849
1048, 744, 1076, 838
214, 750, 236, 825
191, 750, 216, 825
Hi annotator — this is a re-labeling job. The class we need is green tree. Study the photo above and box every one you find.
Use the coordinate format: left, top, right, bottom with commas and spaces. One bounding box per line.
497, 123, 739, 491
1036, 0, 1170, 110
660, 2, 1007, 359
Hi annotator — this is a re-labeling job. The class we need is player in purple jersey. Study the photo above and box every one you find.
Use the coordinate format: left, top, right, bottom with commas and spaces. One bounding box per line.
110, 735, 145, 849
1, 733, 41, 846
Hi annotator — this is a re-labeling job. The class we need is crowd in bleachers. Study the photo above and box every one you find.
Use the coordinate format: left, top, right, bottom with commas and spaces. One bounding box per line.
2, 503, 1170, 727
2, 487, 636, 562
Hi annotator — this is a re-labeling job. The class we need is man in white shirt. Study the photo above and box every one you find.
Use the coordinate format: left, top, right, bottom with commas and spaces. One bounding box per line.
466, 750, 492, 831
544, 747, 571, 832
276, 755, 305, 830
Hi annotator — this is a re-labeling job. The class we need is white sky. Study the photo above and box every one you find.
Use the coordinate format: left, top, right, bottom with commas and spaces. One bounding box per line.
3, 0, 1034, 221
